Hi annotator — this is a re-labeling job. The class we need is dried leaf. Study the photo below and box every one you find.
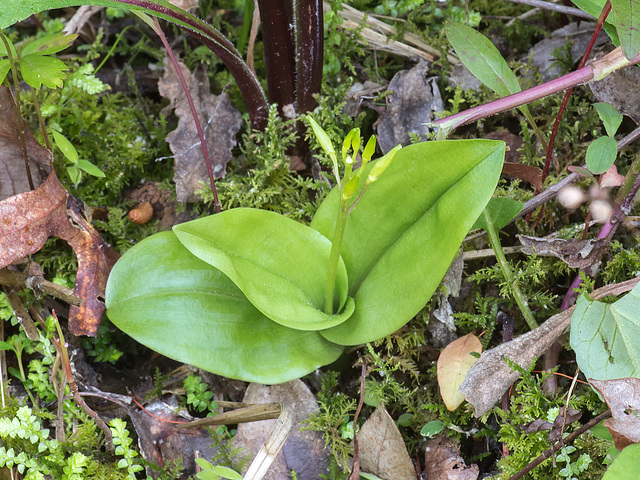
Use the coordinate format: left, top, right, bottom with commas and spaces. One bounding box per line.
437, 333, 482, 411
375, 60, 444, 154
590, 378, 640, 450
502, 162, 543, 192
424, 436, 479, 480
0, 172, 118, 335
358, 404, 416, 480
158, 58, 242, 202
522, 418, 553, 434
548, 407, 582, 443
518, 235, 610, 269
0, 86, 51, 199
233, 380, 330, 480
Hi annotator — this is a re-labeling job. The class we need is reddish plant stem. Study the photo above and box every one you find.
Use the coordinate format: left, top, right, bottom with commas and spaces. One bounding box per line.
152, 17, 221, 212
541, 1, 612, 182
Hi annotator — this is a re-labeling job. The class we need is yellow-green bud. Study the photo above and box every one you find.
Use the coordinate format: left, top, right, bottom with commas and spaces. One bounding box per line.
367, 144, 402, 183
342, 173, 360, 200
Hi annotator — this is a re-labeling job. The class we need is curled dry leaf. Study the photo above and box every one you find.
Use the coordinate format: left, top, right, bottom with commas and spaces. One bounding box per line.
357, 404, 416, 480
0, 172, 119, 336
518, 235, 610, 269
548, 406, 582, 443
158, 58, 242, 203
424, 435, 479, 480
460, 277, 640, 417
0, 86, 51, 199
437, 333, 482, 411
590, 378, 640, 450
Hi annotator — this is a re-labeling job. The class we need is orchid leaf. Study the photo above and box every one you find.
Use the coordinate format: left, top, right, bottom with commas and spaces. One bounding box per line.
311, 140, 504, 345
174, 208, 354, 331
570, 282, 640, 381
472, 197, 523, 232
105, 232, 343, 384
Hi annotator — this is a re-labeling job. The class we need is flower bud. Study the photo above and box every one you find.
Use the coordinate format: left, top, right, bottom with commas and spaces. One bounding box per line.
367, 144, 402, 184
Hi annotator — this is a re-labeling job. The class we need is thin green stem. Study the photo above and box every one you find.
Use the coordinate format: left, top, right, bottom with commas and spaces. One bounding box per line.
325, 198, 349, 314
484, 215, 538, 330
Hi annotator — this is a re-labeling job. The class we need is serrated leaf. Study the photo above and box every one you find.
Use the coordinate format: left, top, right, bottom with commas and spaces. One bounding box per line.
594, 102, 624, 137
586, 135, 618, 174
106, 232, 343, 384
174, 208, 354, 331
20, 54, 67, 89
311, 140, 504, 345
570, 282, 640, 381
76, 159, 105, 178
437, 333, 482, 411
610, 0, 640, 60
472, 197, 524, 231
21, 32, 77, 56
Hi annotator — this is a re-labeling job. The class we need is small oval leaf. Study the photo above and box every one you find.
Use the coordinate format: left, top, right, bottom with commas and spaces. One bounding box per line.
586, 136, 618, 174
437, 333, 482, 411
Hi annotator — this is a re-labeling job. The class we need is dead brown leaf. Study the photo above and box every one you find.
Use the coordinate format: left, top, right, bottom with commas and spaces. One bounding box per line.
590, 378, 640, 450
0, 172, 118, 336
518, 235, 610, 269
0, 86, 51, 199
357, 404, 416, 480
548, 406, 582, 443
459, 277, 640, 417
233, 380, 329, 480
158, 58, 243, 202
424, 436, 479, 480
375, 60, 444, 154
502, 163, 543, 192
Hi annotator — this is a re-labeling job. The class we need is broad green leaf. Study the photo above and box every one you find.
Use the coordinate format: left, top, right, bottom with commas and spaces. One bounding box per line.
76, 159, 105, 178
570, 283, 640, 381
311, 140, 504, 345
594, 102, 623, 137
602, 444, 640, 480
21, 32, 77, 56
105, 232, 344, 384
174, 208, 354, 331
472, 197, 524, 232
52, 130, 78, 163
0, 36, 17, 57
610, 0, 640, 60
444, 22, 521, 98
210, 466, 243, 480
20, 54, 67, 88
0, 59, 10, 84
571, 0, 620, 44
586, 135, 618, 174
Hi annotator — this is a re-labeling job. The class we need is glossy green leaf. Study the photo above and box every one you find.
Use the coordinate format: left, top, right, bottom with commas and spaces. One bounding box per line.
311, 140, 504, 345
610, 0, 640, 60
445, 22, 521, 98
594, 102, 623, 137
570, 282, 640, 381
174, 208, 354, 331
52, 130, 78, 163
105, 232, 344, 384
76, 159, 105, 177
21, 32, 77, 56
602, 444, 640, 480
20, 54, 67, 89
472, 197, 523, 232
586, 135, 618, 174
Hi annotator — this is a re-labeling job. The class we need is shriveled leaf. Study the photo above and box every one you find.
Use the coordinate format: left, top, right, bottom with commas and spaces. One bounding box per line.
590, 378, 640, 450
21, 32, 77, 56
312, 140, 504, 345
594, 102, 624, 137
586, 135, 618, 174
174, 208, 355, 331
1, 173, 119, 335
610, 0, 640, 60
570, 283, 640, 381
548, 407, 582, 442
234, 380, 330, 478
358, 404, 416, 480
472, 197, 523, 232
518, 235, 610, 269
0, 86, 51, 199
20, 55, 68, 89
602, 443, 640, 479
502, 162, 543, 191
437, 333, 482, 411
158, 58, 242, 202
105, 232, 343, 383
424, 436, 479, 480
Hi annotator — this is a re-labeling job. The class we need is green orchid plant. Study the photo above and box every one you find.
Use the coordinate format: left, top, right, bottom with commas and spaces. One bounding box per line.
105, 122, 505, 384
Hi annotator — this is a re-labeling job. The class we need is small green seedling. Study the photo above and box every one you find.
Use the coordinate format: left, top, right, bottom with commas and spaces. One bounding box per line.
420, 420, 444, 438
195, 458, 243, 480
585, 102, 624, 175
